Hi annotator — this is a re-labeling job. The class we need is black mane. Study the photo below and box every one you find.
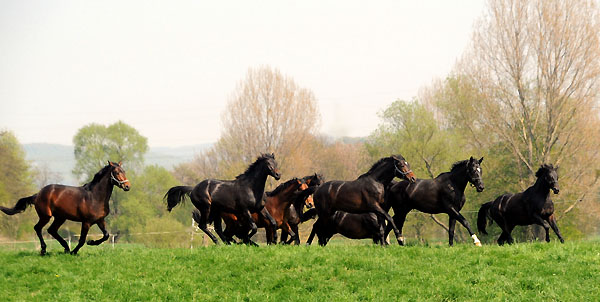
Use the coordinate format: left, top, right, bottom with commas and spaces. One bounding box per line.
266, 178, 299, 197
235, 153, 274, 180
83, 164, 112, 190
535, 164, 555, 178
359, 156, 400, 179
450, 160, 469, 172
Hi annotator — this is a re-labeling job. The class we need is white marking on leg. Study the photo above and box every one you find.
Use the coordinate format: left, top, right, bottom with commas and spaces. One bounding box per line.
472, 234, 482, 246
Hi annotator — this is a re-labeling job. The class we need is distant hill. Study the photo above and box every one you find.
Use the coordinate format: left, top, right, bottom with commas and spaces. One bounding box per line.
23, 143, 211, 185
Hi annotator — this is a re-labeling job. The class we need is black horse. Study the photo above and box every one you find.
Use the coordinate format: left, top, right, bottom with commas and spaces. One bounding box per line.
385, 157, 484, 246
308, 155, 416, 245
311, 211, 385, 246
165, 153, 280, 244
478, 164, 564, 245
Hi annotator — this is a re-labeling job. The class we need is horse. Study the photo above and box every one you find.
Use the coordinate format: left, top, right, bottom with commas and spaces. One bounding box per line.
311, 211, 385, 246
307, 155, 416, 245
279, 173, 322, 245
165, 153, 280, 244
0, 161, 130, 255
477, 164, 564, 245
214, 177, 310, 245
385, 157, 484, 246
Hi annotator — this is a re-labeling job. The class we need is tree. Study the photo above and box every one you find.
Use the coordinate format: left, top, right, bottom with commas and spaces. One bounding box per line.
435, 0, 600, 238
73, 121, 148, 182
0, 131, 37, 239
216, 66, 320, 177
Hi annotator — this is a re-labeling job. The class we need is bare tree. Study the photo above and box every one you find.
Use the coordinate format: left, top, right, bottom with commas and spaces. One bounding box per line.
215, 66, 320, 177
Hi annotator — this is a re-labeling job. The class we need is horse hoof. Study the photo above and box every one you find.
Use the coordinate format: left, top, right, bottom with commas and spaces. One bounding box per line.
70, 251, 78, 255
40, 250, 47, 256
64, 249, 70, 254
475, 242, 482, 247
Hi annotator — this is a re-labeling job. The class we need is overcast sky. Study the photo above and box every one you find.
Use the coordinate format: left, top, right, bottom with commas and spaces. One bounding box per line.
0, 1, 485, 147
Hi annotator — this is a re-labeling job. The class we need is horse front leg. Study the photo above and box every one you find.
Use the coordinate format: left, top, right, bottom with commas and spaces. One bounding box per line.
531, 213, 551, 242
446, 206, 481, 246
71, 222, 91, 255
371, 204, 403, 245
242, 209, 258, 245
87, 218, 109, 246
448, 218, 457, 246
548, 214, 564, 243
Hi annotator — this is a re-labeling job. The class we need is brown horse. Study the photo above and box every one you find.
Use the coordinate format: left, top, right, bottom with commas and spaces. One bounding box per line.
308, 155, 416, 245
279, 173, 322, 244
0, 161, 130, 255
212, 177, 310, 245
478, 164, 564, 245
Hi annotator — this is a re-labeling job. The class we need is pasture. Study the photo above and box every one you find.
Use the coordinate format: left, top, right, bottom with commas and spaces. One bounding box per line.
1, 241, 598, 301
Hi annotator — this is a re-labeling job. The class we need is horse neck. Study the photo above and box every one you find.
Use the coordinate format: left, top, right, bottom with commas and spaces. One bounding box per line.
449, 166, 469, 193
270, 184, 299, 210
531, 177, 551, 199
364, 163, 395, 186
239, 168, 270, 202
90, 171, 114, 205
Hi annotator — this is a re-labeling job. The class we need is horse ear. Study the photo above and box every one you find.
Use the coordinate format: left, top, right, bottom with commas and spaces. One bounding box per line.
108, 160, 114, 166
479, 157, 484, 164
271, 152, 275, 158
469, 156, 474, 162
118, 161, 123, 166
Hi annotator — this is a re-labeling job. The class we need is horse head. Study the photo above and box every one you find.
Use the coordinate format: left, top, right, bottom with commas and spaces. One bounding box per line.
392, 155, 416, 183
467, 156, 484, 192
536, 164, 559, 194
109, 161, 130, 191
264, 153, 281, 180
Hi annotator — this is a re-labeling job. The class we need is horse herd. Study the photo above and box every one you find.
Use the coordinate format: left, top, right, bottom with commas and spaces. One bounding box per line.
0, 154, 564, 255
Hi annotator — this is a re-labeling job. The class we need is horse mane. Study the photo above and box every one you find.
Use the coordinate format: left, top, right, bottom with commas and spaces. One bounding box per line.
266, 178, 299, 197
450, 160, 469, 172
359, 155, 402, 179
83, 164, 112, 190
535, 164, 555, 178
235, 153, 274, 180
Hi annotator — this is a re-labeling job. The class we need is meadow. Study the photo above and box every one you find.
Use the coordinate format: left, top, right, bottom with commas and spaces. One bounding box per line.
0, 240, 598, 301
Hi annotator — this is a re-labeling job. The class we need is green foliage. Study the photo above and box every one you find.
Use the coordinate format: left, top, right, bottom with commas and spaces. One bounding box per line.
111, 165, 191, 246
0, 242, 598, 301
0, 131, 37, 239
73, 121, 148, 182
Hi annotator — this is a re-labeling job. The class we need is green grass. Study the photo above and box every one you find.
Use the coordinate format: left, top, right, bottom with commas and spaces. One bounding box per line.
0, 241, 599, 301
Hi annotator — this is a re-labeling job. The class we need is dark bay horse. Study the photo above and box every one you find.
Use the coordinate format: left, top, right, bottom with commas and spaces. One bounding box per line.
385, 157, 484, 246
311, 211, 385, 246
308, 155, 416, 245
478, 164, 564, 245
0, 161, 130, 255
280, 173, 322, 244
165, 153, 280, 244
215, 177, 310, 245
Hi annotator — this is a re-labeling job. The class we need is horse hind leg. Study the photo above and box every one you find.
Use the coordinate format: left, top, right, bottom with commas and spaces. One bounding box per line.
47, 217, 70, 253
71, 222, 90, 255
34, 215, 51, 256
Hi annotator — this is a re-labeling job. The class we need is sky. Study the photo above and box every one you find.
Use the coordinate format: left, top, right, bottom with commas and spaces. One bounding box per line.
0, 0, 485, 147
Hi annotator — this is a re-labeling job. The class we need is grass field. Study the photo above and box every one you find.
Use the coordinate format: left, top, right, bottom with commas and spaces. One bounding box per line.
0, 240, 599, 301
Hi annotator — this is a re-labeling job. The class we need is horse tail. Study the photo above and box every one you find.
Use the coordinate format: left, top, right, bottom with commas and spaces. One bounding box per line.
477, 201, 493, 235
0, 194, 37, 215
164, 186, 193, 212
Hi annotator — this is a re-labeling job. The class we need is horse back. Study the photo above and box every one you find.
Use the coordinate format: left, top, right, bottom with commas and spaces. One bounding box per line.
315, 180, 381, 214
37, 184, 93, 221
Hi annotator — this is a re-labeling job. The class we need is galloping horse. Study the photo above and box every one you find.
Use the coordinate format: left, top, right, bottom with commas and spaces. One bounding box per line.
213, 177, 310, 245
0, 161, 130, 255
165, 153, 280, 244
385, 157, 484, 246
308, 155, 416, 245
280, 173, 322, 244
478, 164, 564, 245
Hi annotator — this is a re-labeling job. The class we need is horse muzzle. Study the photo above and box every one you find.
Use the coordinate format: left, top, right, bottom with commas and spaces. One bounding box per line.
552, 187, 559, 194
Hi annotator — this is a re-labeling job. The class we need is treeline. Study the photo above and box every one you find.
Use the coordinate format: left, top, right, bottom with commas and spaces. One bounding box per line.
1, 0, 599, 246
